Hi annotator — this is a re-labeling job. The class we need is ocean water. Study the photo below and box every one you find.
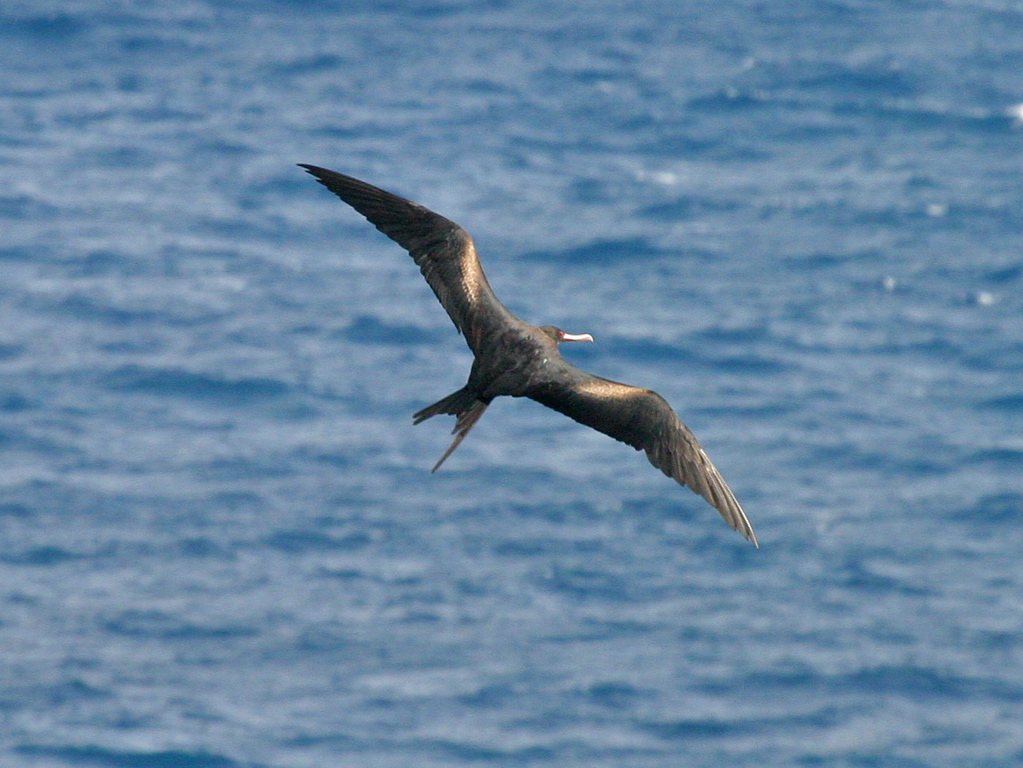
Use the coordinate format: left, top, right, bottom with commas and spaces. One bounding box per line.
2, 1, 1022, 766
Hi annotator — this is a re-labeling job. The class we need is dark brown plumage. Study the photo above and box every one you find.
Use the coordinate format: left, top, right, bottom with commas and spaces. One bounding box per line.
300, 164, 757, 546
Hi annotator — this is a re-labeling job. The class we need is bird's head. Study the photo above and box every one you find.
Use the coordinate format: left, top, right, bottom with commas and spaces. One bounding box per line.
539, 326, 594, 345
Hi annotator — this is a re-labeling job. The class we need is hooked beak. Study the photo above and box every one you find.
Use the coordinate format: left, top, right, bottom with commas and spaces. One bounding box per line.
559, 331, 594, 343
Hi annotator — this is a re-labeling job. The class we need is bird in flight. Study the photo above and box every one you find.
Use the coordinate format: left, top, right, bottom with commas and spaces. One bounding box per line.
300, 165, 757, 546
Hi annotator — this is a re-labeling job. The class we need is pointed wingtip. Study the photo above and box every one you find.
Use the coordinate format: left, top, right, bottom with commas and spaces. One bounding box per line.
732, 511, 759, 548
725, 517, 758, 547
298, 163, 326, 179
298, 164, 328, 187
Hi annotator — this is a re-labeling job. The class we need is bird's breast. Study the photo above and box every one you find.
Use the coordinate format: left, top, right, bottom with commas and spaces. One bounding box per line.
472, 330, 560, 398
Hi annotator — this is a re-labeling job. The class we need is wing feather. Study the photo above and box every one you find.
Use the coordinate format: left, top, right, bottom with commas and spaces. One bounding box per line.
529, 365, 757, 546
299, 165, 516, 352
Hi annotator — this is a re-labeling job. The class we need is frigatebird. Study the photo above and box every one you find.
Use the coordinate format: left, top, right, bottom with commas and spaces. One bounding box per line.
300, 165, 757, 546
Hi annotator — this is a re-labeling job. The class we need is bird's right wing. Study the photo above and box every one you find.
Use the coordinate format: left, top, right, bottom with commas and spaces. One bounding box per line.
529, 368, 757, 546
300, 165, 517, 353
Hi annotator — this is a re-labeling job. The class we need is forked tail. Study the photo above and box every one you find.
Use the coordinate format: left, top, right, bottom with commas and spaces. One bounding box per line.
413, 388, 489, 472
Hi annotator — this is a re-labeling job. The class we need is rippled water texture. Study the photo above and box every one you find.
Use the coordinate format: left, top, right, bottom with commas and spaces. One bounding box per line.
2, 1, 1022, 766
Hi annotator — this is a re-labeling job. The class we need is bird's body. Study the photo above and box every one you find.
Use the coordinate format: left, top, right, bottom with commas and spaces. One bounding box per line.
300, 164, 758, 546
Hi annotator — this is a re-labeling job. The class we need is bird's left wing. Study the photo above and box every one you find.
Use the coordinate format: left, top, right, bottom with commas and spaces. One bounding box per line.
528, 366, 757, 546
299, 165, 517, 354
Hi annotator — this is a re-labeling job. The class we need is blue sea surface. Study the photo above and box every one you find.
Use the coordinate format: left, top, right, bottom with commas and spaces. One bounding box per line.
2, 1, 1022, 766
